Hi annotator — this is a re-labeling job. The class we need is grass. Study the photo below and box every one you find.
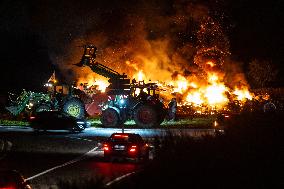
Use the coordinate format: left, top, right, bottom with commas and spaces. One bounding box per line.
86, 116, 216, 129
0, 119, 29, 126
0, 103, 215, 128
161, 117, 215, 127
0, 115, 216, 129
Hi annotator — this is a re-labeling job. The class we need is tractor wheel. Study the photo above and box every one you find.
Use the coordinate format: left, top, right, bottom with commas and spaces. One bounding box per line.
63, 98, 85, 119
35, 104, 51, 113
101, 108, 120, 128
133, 104, 158, 128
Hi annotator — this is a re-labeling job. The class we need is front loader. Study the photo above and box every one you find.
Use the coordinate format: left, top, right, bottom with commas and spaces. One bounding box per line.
75, 44, 166, 128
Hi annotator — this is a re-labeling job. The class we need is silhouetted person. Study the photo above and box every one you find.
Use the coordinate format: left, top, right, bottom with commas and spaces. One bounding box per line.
168, 98, 177, 121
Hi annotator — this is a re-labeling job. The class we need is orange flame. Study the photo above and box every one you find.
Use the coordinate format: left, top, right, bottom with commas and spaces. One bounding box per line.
171, 75, 189, 93
77, 75, 109, 93
233, 88, 253, 101
137, 70, 145, 81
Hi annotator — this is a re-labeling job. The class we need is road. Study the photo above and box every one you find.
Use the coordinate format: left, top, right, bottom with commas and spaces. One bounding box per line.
0, 126, 217, 188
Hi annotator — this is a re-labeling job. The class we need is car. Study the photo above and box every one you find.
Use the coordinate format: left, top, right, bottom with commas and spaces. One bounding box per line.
103, 133, 150, 162
0, 170, 32, 189
29, 110, 90, 132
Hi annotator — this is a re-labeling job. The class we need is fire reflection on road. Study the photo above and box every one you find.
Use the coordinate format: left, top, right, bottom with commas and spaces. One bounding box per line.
91, 161, 141, 181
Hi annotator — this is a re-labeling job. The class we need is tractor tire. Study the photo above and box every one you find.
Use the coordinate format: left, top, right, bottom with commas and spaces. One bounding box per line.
63, 98, 85, 119
101, 108, 120, 128
133, 104, 158, 128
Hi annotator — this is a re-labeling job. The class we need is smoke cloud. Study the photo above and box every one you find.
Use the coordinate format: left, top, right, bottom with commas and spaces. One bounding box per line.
36, 0, 249, 91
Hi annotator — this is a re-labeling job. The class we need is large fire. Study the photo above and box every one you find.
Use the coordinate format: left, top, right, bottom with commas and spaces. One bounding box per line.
77, 64, 254, 114
73, 13, 256, 114
160, 69, 253, 111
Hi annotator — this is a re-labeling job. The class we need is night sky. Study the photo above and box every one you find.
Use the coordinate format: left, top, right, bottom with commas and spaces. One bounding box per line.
0, 0, 283, 94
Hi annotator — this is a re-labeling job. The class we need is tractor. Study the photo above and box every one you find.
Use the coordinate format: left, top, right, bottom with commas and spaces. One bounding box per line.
75, 44, 166, 128
5, 83, 86, 119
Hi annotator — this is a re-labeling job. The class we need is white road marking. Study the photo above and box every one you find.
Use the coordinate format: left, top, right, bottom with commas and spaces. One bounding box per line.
105, 171, 137, 186
26, 146, 98, 181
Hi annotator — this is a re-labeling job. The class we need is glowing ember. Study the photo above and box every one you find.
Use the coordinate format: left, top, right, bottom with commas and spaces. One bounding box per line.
214, 120, 218, 127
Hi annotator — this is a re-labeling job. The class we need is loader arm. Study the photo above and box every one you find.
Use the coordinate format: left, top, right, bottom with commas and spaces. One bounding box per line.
76, 44, 130, 95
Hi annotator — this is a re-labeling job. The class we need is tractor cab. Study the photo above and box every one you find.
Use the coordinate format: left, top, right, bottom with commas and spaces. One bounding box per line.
130, 80, 159, 99
76, 44, 97, 67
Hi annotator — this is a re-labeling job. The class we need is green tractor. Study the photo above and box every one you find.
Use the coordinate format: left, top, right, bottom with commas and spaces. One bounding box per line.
99, 81, 166, 128
5, 85, 86, 119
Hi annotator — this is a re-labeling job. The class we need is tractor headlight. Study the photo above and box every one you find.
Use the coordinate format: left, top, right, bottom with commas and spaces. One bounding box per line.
26, 102, 34, 109
119, 99, 125, 105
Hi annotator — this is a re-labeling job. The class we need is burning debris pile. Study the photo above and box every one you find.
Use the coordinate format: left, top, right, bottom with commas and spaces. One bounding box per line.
54, 2, 263, 115
74, 22, 253, 114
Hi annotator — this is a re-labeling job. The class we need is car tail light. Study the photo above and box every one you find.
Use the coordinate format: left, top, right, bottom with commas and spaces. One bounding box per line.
29, 116, 36, 120
129, 145, 137, 152
103, 144, 109, 151
114, 134, 128, 138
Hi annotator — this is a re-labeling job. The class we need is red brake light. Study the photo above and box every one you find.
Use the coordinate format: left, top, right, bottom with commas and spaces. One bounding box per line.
103, 144, 109, 151
114, 134, 128, 138
129, 145, 137, 152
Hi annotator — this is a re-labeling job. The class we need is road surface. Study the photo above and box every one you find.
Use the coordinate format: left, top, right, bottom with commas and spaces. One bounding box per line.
0, 126, 217, 188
